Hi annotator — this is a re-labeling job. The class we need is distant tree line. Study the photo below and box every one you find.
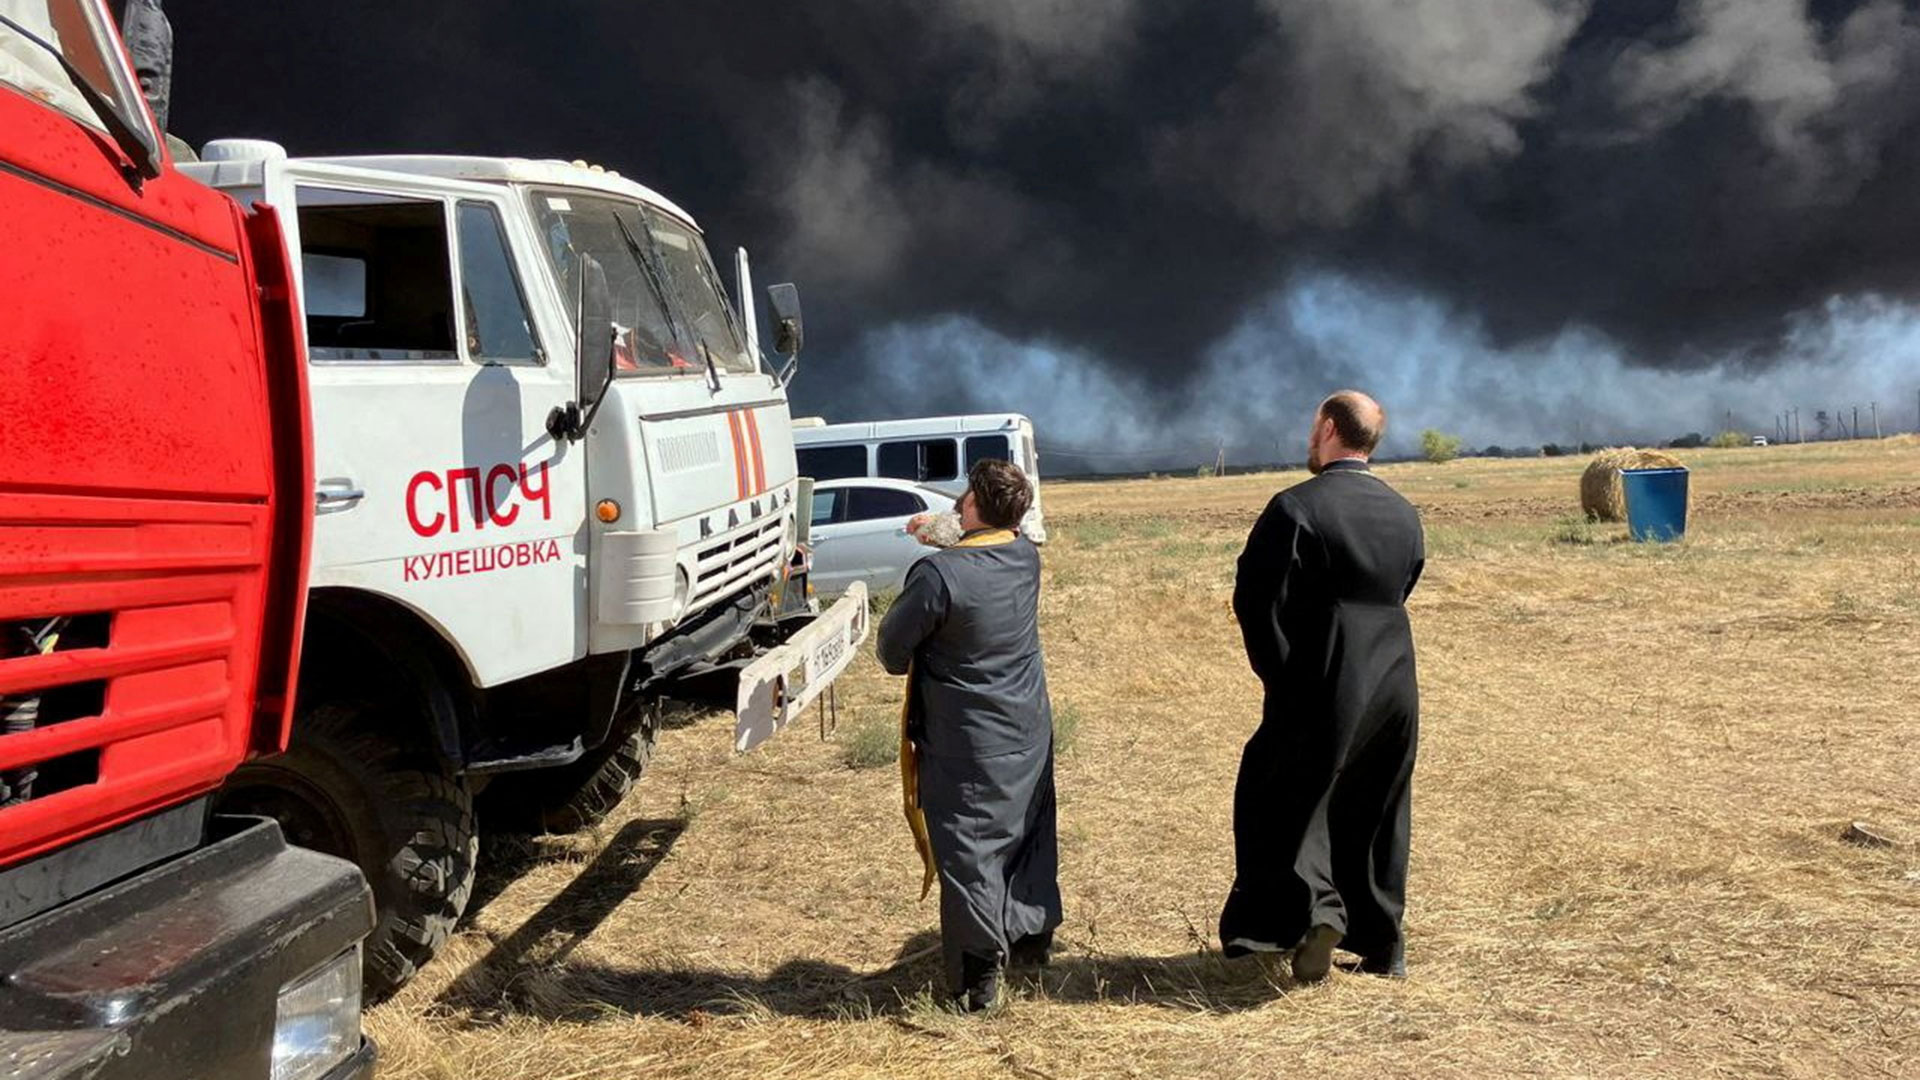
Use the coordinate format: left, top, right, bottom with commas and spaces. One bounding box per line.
1461, 431, 1756, 458
1467, 441, 1599, 459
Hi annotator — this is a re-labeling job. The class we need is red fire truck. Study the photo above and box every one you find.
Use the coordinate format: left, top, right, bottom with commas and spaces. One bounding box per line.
0, 3, 374, 1077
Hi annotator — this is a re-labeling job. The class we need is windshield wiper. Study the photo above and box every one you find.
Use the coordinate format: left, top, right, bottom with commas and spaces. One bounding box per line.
614, 209, 719, 390
0, 11, 158, 181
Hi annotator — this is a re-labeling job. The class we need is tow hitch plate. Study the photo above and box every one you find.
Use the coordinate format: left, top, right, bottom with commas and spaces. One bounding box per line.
734, 582, 869, 752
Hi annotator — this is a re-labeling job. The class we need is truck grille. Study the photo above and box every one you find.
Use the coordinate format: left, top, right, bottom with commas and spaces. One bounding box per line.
0, 614, 111, 808
687, 517, 783, 616
0, 494, 267, 866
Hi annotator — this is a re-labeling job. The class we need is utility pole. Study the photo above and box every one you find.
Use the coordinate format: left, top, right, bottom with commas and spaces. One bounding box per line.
1872, 401, 1881, 439
1853, 405, 1860, 440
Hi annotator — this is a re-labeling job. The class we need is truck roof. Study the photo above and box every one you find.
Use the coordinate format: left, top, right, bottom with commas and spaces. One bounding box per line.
792, 414, 1033, 444
188, 146, 702, 232
305, 155, 701, 230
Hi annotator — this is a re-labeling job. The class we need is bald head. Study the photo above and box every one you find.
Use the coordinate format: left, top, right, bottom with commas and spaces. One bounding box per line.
1317, 391, 1386, 457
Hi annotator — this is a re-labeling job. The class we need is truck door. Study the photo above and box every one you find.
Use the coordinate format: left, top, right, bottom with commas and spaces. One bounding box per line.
256, 164, 585, 685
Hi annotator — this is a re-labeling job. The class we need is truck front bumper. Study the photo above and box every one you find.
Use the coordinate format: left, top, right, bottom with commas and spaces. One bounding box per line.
734, 581, 869, 751
0, 816, 375, 1080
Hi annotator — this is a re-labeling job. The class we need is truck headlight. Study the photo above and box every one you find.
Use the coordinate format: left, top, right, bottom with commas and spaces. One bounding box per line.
672, 567, 690, 621
272, 946, 363, 1080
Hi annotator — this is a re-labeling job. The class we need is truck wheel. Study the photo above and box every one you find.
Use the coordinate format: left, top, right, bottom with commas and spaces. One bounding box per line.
216, 702, 477, 1003
481, 707, 657, 834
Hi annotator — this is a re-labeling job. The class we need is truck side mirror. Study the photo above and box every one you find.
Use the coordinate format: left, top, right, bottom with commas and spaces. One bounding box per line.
577, 255, 615, 406
766, 283, 803, 357
550, 255, 615, 442
765, 282, 802, 387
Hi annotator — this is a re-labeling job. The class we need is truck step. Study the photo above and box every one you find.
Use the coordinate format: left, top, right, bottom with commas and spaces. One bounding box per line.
463, 736, 585, 776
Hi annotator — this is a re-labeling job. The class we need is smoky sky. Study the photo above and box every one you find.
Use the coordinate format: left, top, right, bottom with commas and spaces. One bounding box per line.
167, 1, 1920, 459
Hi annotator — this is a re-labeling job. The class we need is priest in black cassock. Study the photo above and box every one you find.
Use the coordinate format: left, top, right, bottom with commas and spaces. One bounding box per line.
1221, 390, 1425, 982
877, 459, 1061, 1012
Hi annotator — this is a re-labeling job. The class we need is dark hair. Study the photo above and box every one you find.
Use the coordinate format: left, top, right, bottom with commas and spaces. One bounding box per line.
965, 459, 1032, 530
1319, 390, 1386, 454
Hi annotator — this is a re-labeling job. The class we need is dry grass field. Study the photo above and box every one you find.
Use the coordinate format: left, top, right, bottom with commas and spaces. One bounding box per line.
369, 437, 1920, 1079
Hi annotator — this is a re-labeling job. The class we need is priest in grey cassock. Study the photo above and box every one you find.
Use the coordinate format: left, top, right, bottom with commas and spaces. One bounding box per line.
877, 458, 1061, 1013
1221, 390, 1425, 982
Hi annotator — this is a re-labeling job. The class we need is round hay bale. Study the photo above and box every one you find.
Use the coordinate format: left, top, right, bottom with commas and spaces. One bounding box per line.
1580, 448, 1685, 522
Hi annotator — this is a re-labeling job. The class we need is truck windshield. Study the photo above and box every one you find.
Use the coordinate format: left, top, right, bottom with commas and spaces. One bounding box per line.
0, 1, 141, 138
529, 189, 756, 378
644, 212, 756, 376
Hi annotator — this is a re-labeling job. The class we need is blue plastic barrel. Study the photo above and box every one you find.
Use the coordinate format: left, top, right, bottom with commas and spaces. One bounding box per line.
1620, 467, 1689, 542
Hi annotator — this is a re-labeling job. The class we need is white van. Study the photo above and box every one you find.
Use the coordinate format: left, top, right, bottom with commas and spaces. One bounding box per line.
793, 414, 1048, 542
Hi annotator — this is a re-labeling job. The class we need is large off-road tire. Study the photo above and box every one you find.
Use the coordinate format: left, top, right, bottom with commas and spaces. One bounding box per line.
215, 702, 477, 1003
480, 707, 657, 835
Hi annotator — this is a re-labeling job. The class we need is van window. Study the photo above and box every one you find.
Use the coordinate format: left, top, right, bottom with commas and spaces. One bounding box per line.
297, 188, 457, 362
798, 445, 868, 481
965, 435, 1012, 470
455, 201, 542, 364
878, 439, 959, 483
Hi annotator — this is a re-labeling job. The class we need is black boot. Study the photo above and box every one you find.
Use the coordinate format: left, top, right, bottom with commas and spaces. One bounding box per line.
1008, 930, 1053, 969
1356, 947, 1407, 979
957, 951, 1002, 1012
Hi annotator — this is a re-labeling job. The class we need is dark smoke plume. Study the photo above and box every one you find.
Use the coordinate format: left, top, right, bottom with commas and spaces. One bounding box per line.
169, 1, 1920, 463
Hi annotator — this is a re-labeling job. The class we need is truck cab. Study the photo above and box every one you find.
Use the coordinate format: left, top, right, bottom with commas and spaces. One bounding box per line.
1, 3, 372, 1077
182, 145, 868, 998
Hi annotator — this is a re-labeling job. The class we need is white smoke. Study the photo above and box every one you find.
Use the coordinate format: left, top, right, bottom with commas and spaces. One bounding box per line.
806, 272, 1920, 470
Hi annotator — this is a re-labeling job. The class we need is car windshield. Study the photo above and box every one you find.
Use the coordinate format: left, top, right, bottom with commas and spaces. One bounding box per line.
0, 0, 136, 133
528, 188, 755, 377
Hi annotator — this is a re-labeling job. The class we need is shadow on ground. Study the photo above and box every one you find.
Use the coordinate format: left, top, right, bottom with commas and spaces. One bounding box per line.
444, 860, 1296, 1026
461, 830, 599, 923
439, 814, 1315, 1026
441, 946, 1301, 1024
441, 817, 688, 1010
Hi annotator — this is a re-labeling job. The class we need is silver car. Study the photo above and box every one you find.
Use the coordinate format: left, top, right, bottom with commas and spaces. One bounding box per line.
807, 478, 956, 595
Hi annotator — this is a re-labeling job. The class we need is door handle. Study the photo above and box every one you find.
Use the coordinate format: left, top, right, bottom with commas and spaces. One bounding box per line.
315, 484, 366, 508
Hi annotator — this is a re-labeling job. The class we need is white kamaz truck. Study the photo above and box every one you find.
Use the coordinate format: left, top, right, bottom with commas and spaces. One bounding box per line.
182, 143, 868, 999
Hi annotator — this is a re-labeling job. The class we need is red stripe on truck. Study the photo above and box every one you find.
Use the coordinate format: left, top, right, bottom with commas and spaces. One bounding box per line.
744, 410, 767, 494
725, 411, 749, 499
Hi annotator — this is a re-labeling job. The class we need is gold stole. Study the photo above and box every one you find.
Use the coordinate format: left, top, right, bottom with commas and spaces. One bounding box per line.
900, 528, 1018, 899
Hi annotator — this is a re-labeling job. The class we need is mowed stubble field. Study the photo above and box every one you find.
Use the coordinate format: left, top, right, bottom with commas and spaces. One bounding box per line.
369, 437, 1920, 1079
